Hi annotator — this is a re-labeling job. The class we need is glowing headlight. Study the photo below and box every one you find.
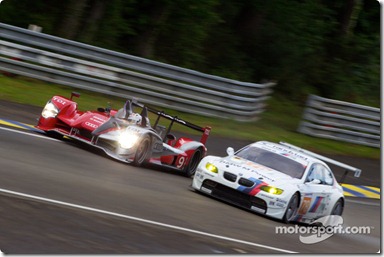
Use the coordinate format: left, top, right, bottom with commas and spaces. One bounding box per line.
41, 101, 59, 118
260, 185, 284, 195
119, 131, 139, 149
205, 162, 218, 173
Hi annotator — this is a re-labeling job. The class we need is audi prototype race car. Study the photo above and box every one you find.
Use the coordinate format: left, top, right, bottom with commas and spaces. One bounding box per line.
36, 92, 211, 177
192, 141, 361, 224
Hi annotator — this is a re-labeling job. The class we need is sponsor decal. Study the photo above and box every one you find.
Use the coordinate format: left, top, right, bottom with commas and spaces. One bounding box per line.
259, 144, 309, 165
176, 156, 186, 168
85, 121, 98, 129
308, 196, 324, 213
219, 160, 242, 168
298, 197, 312, 215
218, 160, 275, 182
90, 116, 107, 124
276, 198, 287, 204
194, 170, 205, 180
127, 126, 142, 133
52, 96, 66, 106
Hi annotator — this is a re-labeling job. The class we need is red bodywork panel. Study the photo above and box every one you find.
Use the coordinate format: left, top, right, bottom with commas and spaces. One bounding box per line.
36, 95, 117, 140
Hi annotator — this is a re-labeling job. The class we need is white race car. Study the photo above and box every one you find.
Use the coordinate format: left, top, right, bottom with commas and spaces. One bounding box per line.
192, 141, 361, 224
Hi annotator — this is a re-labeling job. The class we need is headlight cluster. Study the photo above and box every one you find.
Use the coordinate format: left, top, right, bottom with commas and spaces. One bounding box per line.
205, 162, 218, 173
41, 101, 59, 118
118, 131, 139, 149
260, 185, 284, 195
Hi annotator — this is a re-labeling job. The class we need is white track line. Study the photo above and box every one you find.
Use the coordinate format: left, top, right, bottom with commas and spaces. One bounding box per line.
0, 188, 296, 253
0, 126, 60, 141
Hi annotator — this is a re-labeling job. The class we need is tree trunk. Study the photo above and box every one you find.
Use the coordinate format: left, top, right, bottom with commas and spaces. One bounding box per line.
135, 4, 172, 58
340, 0, 363, 38
78, 0, 107, 43
56, 0, 89, 40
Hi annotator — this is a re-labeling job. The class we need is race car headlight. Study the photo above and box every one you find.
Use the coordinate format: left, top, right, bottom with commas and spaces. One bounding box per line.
41, 101, 59, 118
205, 162, 218, 173
118, 131, 139, 149
260, 185, 284, 195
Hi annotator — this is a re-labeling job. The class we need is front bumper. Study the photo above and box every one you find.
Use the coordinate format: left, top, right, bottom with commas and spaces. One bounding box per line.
192, 168, 288, 219
40, 128, 137, 163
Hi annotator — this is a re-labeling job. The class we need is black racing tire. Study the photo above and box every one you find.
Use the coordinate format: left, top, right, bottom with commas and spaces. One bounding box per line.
183, 148, 202, 178
283, 193, 300, 224
331, 199, 344, 216
132, 135, 151, 167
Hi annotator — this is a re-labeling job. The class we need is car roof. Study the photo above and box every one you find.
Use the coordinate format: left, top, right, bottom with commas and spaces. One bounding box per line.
250, 141, 329, 168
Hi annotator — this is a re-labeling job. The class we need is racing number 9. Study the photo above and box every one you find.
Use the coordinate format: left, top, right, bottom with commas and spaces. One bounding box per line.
176, 156, 186, 168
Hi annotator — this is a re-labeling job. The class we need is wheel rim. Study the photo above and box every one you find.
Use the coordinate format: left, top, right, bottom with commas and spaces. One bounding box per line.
189, 152, 200, 173
332, 202, 343, 215
286, 195, 299, 221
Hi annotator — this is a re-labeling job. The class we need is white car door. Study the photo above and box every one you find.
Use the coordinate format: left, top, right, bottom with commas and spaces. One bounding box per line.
298, 163, 332, 220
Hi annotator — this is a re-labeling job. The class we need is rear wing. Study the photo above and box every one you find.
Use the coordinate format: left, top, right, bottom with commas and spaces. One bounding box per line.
131, 99, 211, 145
279, 142, 361, 182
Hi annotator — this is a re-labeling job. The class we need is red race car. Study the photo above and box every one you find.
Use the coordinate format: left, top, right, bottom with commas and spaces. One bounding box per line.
36, 92, 211, 177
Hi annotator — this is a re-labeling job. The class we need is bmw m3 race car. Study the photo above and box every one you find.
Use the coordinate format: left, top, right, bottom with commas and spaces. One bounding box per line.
36, 92, 211, 177
192, 141, 361, 223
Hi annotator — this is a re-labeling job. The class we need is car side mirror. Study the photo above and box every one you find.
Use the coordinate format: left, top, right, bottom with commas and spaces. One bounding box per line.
306, 179, 321, 185
70, 92, 80, 100
226, 147, 235, 156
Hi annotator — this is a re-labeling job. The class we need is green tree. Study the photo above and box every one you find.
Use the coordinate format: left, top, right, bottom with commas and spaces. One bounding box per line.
316, 0, 380, 106
0, 0, 379, 106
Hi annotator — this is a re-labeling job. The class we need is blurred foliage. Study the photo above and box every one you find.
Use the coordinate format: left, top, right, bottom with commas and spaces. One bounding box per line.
0, 0, 380, 106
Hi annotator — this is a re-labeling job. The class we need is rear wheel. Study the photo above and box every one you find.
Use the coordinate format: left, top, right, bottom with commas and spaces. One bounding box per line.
183, 149, 202, 177
331, 199, 344, 216
132, 136, 151, 166
283, 193, 300, 223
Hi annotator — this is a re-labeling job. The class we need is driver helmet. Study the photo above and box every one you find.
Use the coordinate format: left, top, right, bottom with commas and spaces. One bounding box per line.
127, 113, 142, 125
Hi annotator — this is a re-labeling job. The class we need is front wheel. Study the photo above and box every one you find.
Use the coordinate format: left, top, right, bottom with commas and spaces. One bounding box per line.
183, 149, 202, 177
283, 193, 300, 223
132, 136, 151, 166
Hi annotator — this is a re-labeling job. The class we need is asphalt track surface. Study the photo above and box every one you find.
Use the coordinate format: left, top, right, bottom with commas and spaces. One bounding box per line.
0, 99, 381, 254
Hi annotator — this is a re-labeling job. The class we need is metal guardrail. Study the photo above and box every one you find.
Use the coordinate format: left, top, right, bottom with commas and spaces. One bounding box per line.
298, 95, 380, 148
0, 22, 275, 121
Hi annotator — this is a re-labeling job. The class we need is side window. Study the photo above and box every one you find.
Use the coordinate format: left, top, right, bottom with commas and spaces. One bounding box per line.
306, 164, 323, 183
322, 166, 334, 185
306, 163, 334, 185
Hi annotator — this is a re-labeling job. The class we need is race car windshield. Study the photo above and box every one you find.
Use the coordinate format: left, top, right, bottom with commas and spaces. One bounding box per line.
236, 147, 306, 179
